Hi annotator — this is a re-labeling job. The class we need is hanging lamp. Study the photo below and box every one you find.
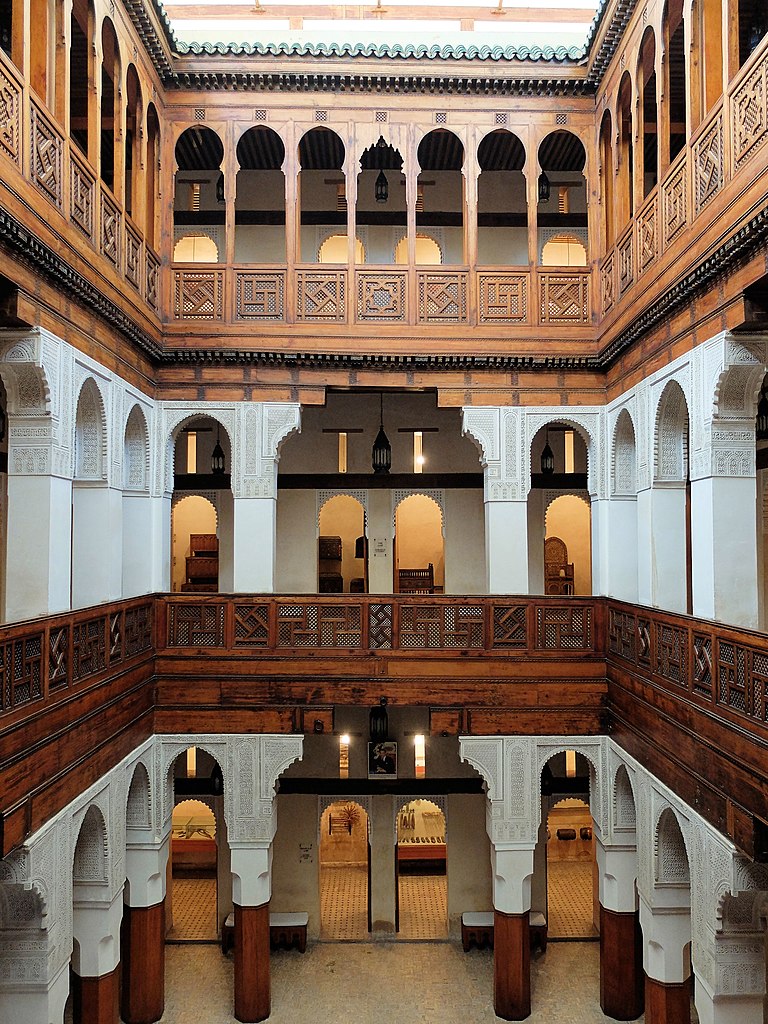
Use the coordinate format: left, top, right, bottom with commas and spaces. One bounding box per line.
211, 428, 225, 475
372, 394, 391, 474
541, 428, 555, 475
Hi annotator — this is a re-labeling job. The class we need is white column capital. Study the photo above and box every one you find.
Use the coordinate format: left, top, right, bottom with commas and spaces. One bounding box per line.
491, 844, 535, 915
72, 888, 124, 977
230, 843, 272, 907
639, 892, 692, 983
125, 832, 170, 908
596, 839, 638, 913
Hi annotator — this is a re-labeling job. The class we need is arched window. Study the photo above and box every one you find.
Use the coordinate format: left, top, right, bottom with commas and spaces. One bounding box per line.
297, 126, 345, 264
394, 234, 441, 265
541, 235, 587, 267
599, 111, 614, 250
173, 126, 225, 264
318, 234, 364, 264
662, 0, 687, 171
145, 104, 160, 251
69, 0, 92, 157
638, 29, 658, 198
173, 235, 219, 263
100, 19, 121, 193
356, 136, 405, 265
537, 131, 588, 264
617, 72, 634, 227
477, 129, 527, 266
125, 65, 142, 221
235, 126, 286, 263
417, 130, 464, 265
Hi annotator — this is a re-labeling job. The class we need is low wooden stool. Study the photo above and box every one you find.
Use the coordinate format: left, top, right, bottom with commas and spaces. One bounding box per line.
461, 911, 494, 951
270, 912, 308, 952
529, 911, 548, 952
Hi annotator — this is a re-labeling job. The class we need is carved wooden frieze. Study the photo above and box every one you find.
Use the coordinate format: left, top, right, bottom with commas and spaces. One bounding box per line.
417, 271, 468, 324
637, 194, 658, 276
30, 103, 63, 209
124, 223, 142, 290
478, 273, 528, 324
173, 269, 224, 320
662, 155, 688, 248
617, 226, 634, 297
100, 188, 122, 270
296, 270, 346, 321
145, 250, 160, 312
732, 48, 767, 171
0, 63, 21, 167
694, 111, 724, 216
235, 270, 285, 320
70, 154, 95, 240
355, 271, 406, 322
600, 252, 615, 315
539, 271, 590, 324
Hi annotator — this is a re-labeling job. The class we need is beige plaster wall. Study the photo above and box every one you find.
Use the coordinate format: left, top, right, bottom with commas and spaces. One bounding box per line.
546, 494, 592, 595
271, 793, 322, 938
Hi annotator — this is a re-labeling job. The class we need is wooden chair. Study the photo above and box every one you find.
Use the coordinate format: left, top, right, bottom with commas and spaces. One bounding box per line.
544, 537, 574, 595
397, 563, 435, 594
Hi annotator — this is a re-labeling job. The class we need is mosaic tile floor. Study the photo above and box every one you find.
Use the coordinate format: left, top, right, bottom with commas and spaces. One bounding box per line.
154, 941, 645, 1024
167, 876, 218, 942
398, 873, 448, 939
319, 863, 368, 940
547, 860, 599, 939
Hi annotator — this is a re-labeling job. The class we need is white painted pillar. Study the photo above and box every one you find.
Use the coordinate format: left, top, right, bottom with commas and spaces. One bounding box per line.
232, 496, 277, 592
527, 490, 545, 594
491, 845, 535, 914
72, 483, 123, 609
485, 500, 529, 593
596, 841, 638, 913
72, 887, 124, 980
218, 490, 234, 592
649, 484, 687, 612
598, 496, 639, 602
125, 831, 170, 909
636, 486, 653, 606
0, 961, 69, 1024
638, 893, 691, 983
691, 475, 759, 629
5, 473, 72, 620
695, 970, 765, 1024
122, 493, 155, 597
149, 494, 172, 592
367, 488, 393, 594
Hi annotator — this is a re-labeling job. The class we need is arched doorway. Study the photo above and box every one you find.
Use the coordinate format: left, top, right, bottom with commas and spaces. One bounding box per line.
172, 495, 217, 593
545, 796, 598, 939
318, 493, 366, 593
319, 800, 370, 940
395, 799, 447, 939
394, 493, 444, 593
167, 746, 225, 944
545, 496, 592, 595
417, 129, 465, 265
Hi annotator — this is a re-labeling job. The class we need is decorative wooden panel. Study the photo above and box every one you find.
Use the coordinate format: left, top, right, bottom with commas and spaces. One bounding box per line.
109, 611, 123, 663
276, 603, 362, 647
72, 617, 107, 682
732, 48, 768, 171
70, 154, 95, 240
662, 156, 688, 247
30, 103, 63, 209
636, 195, 658, 275
233, 603, 271, 647
0, 64, 21, 167
48, 626, 69, 691
617, 227, 634, 296
600, 253, 615, 315
717, 641, 749, 712
694, 111, 724, 215
478, 273, 528, 323
125, 223, 142, 289
173, 270, 224, 320
539, 272, 590, 324
417, 272, 468, 324
235, 271, 285, 320
168, 603, 225, 647
356, 271, 406, 322
655, 622, 686, 687
100, 188, 122, 270
369, 603, 393, 650
296, 270, 346, 321
535, 605, 592, 650
608, 608, 636, 662
145, 250, 160, 311
1, 635, 43, 710
124, 604, 152, 657
692, 633, 713, 700
398, 603, 484, 649
491, 604, 528, 649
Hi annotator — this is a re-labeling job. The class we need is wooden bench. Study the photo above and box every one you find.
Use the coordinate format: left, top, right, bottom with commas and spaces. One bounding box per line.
221, 911, 308, 954
461, 911, 548, 953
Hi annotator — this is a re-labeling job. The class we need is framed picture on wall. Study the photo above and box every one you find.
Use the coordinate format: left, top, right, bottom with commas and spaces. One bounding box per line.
368, 741, 397, 779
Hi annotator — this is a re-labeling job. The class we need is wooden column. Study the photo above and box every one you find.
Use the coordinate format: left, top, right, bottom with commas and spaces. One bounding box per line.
71, 965, 120, 1024
120, 901, 165, 1024
600, 907, 644, 1020
645, 977, 691, 1024
234, 902, 270, 1023
493, 910, 530, 1021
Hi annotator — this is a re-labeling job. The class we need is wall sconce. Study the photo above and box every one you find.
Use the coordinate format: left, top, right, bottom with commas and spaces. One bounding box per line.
538, 170, 550, 203
211, 429, 225, 475
375, 169, 389, 203
541, 429, 555, 475
372, 394, 391, 475
216, 172, 225, 204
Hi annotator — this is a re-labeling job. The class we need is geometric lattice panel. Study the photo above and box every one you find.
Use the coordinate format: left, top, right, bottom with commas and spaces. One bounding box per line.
168, 603, 226, 647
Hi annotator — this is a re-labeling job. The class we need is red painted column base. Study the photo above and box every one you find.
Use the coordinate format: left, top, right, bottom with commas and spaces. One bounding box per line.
121, 900, 165, 1024
600, 906, 644, 1020
71, 965, 120, 1024
234, 902, 271, 1023
493, 910, 531, 1021
645, 976, 691, 1024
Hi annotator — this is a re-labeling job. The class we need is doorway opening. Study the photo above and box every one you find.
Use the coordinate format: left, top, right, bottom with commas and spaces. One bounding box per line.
394, 494, 444, 593
395, 799, 447, 939
319, 801, 370, 939
545, 796, 598, 939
